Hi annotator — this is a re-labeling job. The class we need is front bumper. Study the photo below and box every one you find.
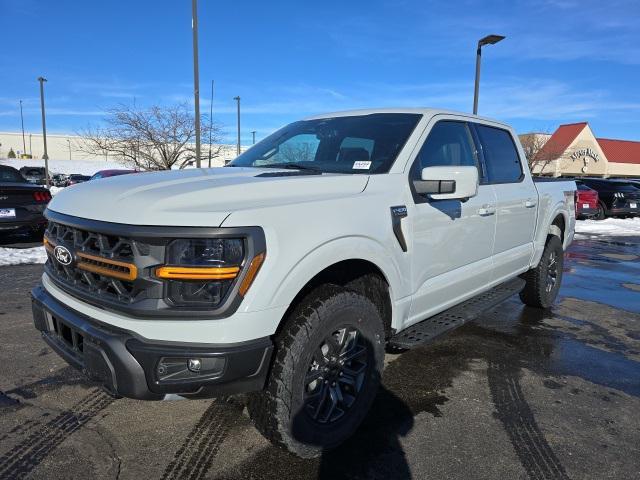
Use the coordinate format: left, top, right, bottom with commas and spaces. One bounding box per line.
31, 285, 273, 400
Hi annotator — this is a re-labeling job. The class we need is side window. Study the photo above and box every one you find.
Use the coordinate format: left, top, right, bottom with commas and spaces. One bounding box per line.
413, 121, 478, 177
475, 125, 523, 184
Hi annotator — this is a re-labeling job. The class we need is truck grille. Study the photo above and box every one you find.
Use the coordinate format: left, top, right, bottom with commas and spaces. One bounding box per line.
44, 221, 144, 304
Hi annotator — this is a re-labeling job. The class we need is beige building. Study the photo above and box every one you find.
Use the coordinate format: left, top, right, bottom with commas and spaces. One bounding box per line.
527, 122, 640, 178
0, 131, 243, 166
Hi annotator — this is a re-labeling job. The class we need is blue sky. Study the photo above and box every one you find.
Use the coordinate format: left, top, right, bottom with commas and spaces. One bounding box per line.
1, 0, 639, 144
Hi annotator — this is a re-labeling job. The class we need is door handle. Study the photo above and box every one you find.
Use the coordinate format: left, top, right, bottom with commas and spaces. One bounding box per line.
524, 199, 537, 208
478, 204, 496, 216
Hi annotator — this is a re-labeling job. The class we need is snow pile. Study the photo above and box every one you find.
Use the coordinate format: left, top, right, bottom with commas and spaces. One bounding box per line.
0, 158, 123, 176
0, 246, 47, 266
575, 217, 640, 237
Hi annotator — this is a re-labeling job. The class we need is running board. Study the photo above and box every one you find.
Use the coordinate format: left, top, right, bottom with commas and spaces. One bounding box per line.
390, 277, 526, 349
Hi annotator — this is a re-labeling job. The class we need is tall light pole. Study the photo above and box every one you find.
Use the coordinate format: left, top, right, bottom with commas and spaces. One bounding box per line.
233, 96, 241, 156
191, 0, 202, 167
37, 77, 50, 188
67, 139, 72, 160
208, 79, 214, 168
29, 133, 32, 157
473, 34, 505, 115
251, 130, 256, 145
19, 100, 27, 157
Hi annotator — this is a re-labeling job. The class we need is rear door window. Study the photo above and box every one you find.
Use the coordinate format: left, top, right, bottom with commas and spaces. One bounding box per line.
475, 125, 523, 184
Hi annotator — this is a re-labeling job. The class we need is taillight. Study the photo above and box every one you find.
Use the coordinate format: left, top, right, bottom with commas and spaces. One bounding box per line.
33, 191, 52, 202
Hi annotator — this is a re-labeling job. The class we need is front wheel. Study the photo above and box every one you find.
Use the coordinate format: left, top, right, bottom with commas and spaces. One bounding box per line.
519, 235, 564, 309
248, 285, 385, 458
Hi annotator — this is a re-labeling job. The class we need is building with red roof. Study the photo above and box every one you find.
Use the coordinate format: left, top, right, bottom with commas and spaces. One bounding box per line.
523, 122, 640, 178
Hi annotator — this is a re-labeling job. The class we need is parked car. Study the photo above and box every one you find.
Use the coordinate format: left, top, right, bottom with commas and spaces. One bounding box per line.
67, 174, 91, 185
19, 166, 50, 185
32, 108, 576, 457
574, 182, 599, 219
89, 169, 137, 181
52, 173, 70, 188
0, 165, 51, 237
577, 178, 640, 219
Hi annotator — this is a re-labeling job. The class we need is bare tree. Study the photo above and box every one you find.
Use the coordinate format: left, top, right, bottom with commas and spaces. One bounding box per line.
77, 103, 223, 170
519, 132, 563, 176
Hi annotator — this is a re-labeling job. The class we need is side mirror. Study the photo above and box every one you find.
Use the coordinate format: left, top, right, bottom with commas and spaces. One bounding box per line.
413, 166, 479, 200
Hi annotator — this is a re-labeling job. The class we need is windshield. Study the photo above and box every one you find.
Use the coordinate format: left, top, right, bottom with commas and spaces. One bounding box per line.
0, 167, 27, 183
229, 113, 421, 174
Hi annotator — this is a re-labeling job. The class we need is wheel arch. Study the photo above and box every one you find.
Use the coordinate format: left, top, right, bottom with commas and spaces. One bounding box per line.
270, 238, 403, 338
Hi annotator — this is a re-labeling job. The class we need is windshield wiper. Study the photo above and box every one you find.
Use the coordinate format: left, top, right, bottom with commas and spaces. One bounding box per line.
260, 163, 321, 172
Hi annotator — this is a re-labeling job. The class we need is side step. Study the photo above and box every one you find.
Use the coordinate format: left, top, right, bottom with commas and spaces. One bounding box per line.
389, 277, 526, 349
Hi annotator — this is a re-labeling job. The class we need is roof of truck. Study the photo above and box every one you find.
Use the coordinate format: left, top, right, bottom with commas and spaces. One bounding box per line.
303, 108, 509, 127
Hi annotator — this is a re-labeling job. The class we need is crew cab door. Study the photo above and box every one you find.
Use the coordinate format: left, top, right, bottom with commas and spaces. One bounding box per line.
471, 123, 537, 282
406, 118, 497, 327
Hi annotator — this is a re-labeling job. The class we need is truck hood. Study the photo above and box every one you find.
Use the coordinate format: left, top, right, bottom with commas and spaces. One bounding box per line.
47, 167, 369, 227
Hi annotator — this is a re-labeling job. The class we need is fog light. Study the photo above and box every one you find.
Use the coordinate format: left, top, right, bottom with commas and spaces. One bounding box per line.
188, 358, 202, 372
156, 356, 226, 382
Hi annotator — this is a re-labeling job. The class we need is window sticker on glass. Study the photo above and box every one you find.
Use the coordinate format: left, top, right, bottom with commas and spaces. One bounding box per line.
353, 161, 372, 170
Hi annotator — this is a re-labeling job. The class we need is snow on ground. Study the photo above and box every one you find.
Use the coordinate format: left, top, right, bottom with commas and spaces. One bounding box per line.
575, 217, 640, 237
0, 246, 48, 266
0, 158, 123, 176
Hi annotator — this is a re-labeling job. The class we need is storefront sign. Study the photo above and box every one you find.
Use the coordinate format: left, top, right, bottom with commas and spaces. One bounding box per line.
570, 147, 600, 162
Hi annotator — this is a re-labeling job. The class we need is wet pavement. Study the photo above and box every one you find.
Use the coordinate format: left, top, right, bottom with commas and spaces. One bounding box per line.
1, 234, 639, 480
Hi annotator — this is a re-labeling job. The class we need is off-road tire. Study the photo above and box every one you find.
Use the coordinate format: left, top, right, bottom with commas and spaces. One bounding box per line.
519, 235, 564, 309
247, 284, 385, 458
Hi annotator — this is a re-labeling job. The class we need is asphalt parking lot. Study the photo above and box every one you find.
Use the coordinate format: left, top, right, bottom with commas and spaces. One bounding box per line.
1, 234, 639, 480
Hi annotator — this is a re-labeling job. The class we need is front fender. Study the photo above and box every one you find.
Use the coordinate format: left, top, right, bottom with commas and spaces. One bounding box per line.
267, 236, 406, 320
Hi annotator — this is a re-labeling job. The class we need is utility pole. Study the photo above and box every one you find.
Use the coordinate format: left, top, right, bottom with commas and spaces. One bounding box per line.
473, 34, 505, 115
37, 77, 50, 188
251, 130, 256, 145
29, 133, 32, 157
208, 79, 214, 168
234, 96, 241, 156
191, 0, 202, 167
67, 139, 72, 160
19, 100, 27, 156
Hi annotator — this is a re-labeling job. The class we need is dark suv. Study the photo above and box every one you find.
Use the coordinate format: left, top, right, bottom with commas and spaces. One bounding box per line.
577, 178, 640, 220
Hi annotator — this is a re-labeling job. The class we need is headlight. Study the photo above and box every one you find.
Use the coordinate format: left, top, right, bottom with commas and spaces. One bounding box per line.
156, 238, 245, 307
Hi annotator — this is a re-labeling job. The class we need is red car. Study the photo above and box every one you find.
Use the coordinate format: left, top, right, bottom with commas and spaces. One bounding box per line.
575, 182, 599, 219
89, 169, 138, 181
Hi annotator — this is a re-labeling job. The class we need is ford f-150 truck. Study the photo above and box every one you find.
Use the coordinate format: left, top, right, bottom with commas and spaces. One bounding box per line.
31, 108, 575, 457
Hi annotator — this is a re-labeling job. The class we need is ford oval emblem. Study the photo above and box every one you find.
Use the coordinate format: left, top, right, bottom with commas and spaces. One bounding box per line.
53, 245, 73, 266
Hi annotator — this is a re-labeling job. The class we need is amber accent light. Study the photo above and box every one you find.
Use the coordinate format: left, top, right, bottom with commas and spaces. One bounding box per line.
155, 265, 240, 280
239, 252, 265, 297
77, 252, 138, 281
43, 236, 54, 253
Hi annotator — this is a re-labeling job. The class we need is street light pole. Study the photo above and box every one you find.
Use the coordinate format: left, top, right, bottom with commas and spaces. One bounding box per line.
233, 96, 241, 156
473, 34, 505, 115
251, 130, 256, 145
67, 139, 72, 160
191, 0, 202, 168
37, 77, 50, 188
208, 79, 214, 168
19, 100, 27, 156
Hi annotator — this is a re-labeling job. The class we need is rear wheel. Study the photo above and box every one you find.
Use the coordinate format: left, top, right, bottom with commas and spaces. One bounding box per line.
520, 235, 564, 309
248, 285, 384, 458
595, 202, 606, 220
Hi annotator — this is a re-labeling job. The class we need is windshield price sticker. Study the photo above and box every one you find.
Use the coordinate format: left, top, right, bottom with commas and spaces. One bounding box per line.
352, 161, 372, 170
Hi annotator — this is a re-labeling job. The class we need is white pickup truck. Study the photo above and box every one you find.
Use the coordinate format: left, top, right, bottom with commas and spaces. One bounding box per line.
31, 108, 575, 457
